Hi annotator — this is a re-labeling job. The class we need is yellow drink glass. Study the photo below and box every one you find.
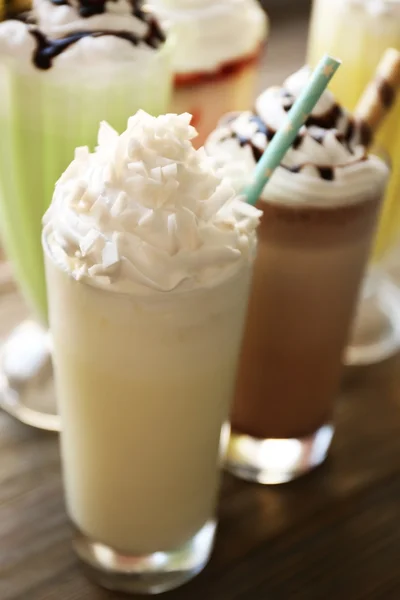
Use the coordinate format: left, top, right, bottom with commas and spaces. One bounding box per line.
308, 0, 400, 364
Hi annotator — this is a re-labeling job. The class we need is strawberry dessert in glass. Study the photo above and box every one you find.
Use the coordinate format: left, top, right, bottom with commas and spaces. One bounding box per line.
149, 0, 268, 147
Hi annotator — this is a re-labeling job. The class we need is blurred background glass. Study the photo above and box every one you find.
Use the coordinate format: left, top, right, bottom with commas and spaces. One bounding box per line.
308, 0, 400, 364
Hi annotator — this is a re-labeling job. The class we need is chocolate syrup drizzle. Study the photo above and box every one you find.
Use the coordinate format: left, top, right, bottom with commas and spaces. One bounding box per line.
49, 0, 145, 20
30, 26, 163, 69
230, 115, 274, 163
20, 0, 165, 69
221, 90, 366, 182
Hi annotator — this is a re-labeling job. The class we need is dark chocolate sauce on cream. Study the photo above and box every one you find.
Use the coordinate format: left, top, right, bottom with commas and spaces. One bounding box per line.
49, 0, 143, 19
305, 103, 343, 130
30, 27, 163, 69
279, 89, 294, 112
24, 0, 165, 69
317, 166, 335, 181
288, 165, 334, 181
222, 114, 276, 163
222, 83, 366, 182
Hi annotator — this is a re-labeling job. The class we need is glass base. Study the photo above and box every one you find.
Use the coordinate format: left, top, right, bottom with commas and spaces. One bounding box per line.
345, 273, 400, 366
225, 424, 334, 485
73, 520, 216, 595
0, 320, 60, 431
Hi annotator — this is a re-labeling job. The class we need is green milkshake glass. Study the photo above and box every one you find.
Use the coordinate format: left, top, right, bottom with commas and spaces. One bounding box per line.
0, 1, 173, 430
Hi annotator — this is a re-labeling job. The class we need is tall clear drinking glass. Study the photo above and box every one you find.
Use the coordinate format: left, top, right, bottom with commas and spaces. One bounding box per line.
308, 0, 400, 365
227, 163, 388, 484
0, 30, 172, 430
43, 233, 251, 594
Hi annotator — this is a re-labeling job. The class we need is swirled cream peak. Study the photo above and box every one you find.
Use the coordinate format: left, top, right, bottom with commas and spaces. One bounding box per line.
206, 66, 388, 207
0, 19, 37, 60
43, 111, 261, 293
148, 0, 267, 75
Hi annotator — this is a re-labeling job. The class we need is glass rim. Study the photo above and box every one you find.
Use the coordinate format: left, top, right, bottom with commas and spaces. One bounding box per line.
341, 0, 400, 7
0, 31, 176, 75
370, 144, 392, 171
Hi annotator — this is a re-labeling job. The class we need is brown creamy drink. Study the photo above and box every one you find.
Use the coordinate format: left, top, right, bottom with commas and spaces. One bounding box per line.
235, 195, 381, 441
206, 67, 389, 484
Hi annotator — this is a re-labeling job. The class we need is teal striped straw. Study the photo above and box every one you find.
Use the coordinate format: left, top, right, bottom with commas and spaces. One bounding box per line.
244, 55, 342, 206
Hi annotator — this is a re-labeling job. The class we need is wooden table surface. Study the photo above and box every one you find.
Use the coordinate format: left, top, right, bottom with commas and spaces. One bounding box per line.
3, 6, 400, 600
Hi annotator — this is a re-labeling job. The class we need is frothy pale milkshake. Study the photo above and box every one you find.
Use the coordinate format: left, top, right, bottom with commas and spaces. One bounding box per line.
206, 68, 389, 484
148, 0, 268, 147
43, 112, 260, 593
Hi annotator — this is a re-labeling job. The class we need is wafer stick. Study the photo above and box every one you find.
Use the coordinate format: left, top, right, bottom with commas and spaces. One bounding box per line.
355, 48, 400, 146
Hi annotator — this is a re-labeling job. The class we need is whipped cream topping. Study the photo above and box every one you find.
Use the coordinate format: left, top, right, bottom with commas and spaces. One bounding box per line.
0, 19, 37, 60
0, 0, 165, 70
34, 0, 150, 38
148, 0, 268, 75
43, 112, 261, 294
206, 67, 389, 207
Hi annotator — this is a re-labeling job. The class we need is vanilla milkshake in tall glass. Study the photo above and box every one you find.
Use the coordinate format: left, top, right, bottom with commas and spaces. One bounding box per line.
0, 0, 172, 430
42, 112, 260, 594
206, 68, 389, 485
149, 0, 268, 147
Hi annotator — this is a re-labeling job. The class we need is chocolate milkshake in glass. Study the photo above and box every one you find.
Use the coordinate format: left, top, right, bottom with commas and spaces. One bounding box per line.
42, 112, 260, 594
148, 0, 268, 147
0, 0, 172, 430
206, 68, 389, 484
